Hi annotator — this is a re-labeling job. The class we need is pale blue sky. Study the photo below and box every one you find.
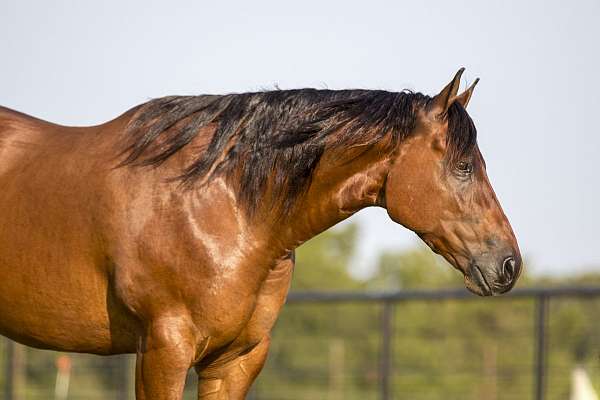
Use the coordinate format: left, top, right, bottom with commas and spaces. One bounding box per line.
1, 0, 598, 276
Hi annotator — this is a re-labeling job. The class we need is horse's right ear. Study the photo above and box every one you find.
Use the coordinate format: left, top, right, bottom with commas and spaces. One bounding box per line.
453, 78, 479, 109
430, 68, 465, 116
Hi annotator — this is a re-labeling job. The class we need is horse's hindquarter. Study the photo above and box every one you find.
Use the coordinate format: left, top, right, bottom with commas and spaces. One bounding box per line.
0, 109, 132, 353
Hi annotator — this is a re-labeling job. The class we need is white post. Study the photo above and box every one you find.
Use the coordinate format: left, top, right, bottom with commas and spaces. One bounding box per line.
570, 366, 599, 400
54, 355, 72, 400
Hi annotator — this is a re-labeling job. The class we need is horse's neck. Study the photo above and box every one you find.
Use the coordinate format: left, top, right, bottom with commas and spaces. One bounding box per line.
260, 145, 392, 256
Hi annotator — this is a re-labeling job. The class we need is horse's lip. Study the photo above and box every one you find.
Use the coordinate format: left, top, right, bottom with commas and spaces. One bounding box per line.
471, 265, 493, 296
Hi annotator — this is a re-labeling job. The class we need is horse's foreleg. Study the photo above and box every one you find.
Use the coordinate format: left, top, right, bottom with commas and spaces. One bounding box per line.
196, 337, 270, 400
135, 316, 197, 400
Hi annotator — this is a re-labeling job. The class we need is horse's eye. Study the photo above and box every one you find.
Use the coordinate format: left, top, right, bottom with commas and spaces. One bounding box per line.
456, 161, 473, 175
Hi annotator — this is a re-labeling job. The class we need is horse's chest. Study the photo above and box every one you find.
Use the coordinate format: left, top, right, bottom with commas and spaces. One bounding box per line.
195, 259, 293, 365
113, 230, 294, 357
198, 255, 294, 354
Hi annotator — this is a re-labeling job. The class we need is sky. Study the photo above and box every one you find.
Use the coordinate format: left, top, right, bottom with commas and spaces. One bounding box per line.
1, 0, 598, 276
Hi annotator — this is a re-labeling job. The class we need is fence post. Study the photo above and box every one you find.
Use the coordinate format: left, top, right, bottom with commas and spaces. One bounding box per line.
4, 339, 15, 400
115, 356, 131, 400
380, 301, 393, 400
534, 295, 548, 400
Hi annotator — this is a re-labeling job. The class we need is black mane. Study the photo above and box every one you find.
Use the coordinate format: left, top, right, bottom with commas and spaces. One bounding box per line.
121, 88, 476, 216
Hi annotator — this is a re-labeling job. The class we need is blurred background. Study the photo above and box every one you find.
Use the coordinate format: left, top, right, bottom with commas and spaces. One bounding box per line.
0, 0, 598, 399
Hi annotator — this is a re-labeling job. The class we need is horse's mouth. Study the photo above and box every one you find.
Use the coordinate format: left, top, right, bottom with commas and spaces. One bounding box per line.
465, 265, 493, 296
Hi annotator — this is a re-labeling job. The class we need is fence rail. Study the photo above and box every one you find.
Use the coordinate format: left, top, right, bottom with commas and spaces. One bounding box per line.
287, 285, 600, 303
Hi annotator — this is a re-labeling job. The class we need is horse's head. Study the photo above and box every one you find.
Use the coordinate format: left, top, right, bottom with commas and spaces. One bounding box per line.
384, 69, 521, 296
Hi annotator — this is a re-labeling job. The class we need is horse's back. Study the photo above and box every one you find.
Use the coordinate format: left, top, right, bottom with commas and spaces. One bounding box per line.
0, 105, 60, 125
0, 105, 87, 174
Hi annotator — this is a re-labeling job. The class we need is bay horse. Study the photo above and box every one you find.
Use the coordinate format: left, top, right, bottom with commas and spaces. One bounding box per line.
0, 69, 521, 399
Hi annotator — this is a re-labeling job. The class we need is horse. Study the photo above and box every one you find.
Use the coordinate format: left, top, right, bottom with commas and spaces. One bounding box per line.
0, 68, 521, 399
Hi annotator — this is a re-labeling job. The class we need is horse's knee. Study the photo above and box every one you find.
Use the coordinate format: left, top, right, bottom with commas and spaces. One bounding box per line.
198, 378, 224, 398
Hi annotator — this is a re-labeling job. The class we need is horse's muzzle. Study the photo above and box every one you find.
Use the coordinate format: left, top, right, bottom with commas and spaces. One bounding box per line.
465, 253, 522, 296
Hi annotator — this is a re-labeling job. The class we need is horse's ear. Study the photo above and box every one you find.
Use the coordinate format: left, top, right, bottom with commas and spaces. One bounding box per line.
430, 68, 465, 115
453, 78, 480, 109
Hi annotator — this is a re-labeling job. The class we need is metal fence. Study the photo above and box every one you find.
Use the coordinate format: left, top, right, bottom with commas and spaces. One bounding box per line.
274, 286, 600, 400
2, 286, 600, 399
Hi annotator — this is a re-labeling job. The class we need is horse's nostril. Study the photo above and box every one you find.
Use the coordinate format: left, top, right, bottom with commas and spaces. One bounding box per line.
502, 256, 516, 281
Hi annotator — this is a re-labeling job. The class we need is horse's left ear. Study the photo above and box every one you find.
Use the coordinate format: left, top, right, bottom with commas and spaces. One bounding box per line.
453, 78, 480, 109
430, 68, 465, 115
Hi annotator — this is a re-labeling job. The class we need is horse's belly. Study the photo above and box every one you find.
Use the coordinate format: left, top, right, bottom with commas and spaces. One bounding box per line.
0, 260, 137, 354
0, 144, 139, 354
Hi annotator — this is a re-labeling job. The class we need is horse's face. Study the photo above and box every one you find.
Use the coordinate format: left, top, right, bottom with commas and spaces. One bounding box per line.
385, 69, 521, 296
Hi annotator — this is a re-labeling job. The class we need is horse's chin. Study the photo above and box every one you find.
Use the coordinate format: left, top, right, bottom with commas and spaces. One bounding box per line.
464, 273, 494, 297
